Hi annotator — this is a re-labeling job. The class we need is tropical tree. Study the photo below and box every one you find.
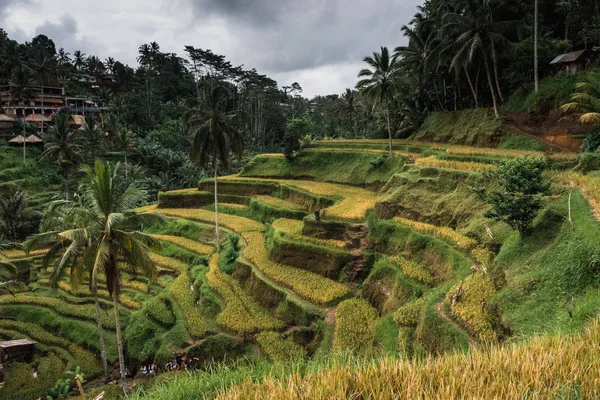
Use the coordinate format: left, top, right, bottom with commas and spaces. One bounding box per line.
30, 54, 57, 134
73, 50, 86, 71
42, 115, 84, 198
357, 46, 401, 153
337, 89, 360, 138
534, 0, 540, 93
0, 40, 24, 81
0, 191, 36, 241
112, 126, 137, 175
184, 80, 245, 248
82, 116, 104, 160
0, 249, 18, 295
561, 73, 600, 124
24, 160, 162, 389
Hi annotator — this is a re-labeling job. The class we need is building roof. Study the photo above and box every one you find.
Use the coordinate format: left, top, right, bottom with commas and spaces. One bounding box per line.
0, 114, 15, 122
8, 135, 43, 144
550, 50, 587, 64
0, 339, 37, 349
71, 115, 86, 126
35, 97, 64, 104
24, 114, 52, 122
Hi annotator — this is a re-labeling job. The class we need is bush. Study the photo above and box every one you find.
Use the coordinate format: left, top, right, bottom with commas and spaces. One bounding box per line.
333, 299, 378, 354
284, 119, 313, 160
474, 156, 551, 234
219, 234, 241, 274
574, 152, 600, 173
581, 127, 600, 153
256, 331, 306, 362
393, 297, 426, 327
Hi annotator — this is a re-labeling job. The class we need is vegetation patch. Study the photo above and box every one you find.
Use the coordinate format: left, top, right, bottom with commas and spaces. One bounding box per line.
255, 331, 307, 362
272, 218, 347, 249
393, 217, 478, 251
333, 299, 378, 355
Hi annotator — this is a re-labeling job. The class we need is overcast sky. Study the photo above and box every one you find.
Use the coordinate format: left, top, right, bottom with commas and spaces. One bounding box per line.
1, 0, 421, 97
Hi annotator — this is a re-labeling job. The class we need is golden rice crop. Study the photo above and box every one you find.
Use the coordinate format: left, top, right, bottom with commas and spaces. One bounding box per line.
0, 294, 116, 328
271, 218, 347, 249
333, 299, 378, 354
394, 217, 477, 251
38, 279, 141, 310
303, 147, 419, 160
390, 256, 433, 286
168, 269, 206, 338
207, 254, 284, 333
555, 171, 600, 220
256, 195, 306, 211
219, 203, 248, 210
241, 231, 351, 305
143, 205, 265, 233
393, 297, 426, 327
255, 331, 306, 362
445, 273, 498, 344
216, 320, 600, 399
150, 253, 186, 273
219, 176, 377, 221
0, 320, 101, 377
415, 156, 495, 173
261, 154, 285, 158
2, 249, 47, 259
151, 234, 214, 256
121, 279, 149, 294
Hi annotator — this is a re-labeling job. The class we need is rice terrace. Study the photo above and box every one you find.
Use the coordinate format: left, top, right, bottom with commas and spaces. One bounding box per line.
1, 0, 600, 399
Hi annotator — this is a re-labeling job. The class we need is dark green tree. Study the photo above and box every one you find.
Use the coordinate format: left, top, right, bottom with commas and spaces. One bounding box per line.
284, 118, 313, 160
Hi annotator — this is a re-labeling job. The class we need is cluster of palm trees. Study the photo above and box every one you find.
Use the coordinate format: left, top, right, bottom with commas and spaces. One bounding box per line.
356, 0, 529, 148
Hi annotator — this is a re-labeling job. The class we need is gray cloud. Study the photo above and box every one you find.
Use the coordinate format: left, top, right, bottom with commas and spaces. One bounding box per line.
0, 0, 29, 18
34, 14, 105, 56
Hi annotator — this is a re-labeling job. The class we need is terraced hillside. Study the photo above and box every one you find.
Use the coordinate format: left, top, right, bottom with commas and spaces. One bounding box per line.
3, 137, 600, 399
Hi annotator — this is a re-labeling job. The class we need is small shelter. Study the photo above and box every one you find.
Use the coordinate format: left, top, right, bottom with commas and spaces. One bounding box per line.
70, 114, 86, 128
23, 113, 52, 128
550, 50, 590, 74
0, 339, 36, 364
8, 134, 43, 147
0, 114, 15, 129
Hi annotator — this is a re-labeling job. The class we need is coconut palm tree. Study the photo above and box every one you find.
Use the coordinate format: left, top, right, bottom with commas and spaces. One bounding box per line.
0, 249, 18, 295
42, 115, 84, 198
82, 116, 104, 160
24, 160, 162, 390
561, 73, 600, 124
357, 46, 401, 153
0, 40, 24, 81
73, 50, 86, 71
31, 54, 57, 134
338, 89, 360, 138
184, 80, 245, 248
0, 191, 34, 242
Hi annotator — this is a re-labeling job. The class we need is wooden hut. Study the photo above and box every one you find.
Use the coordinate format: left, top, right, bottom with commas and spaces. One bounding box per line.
550, 50, 590, 74
0, 339, 37, 364
8, 134, 43, 147
0, 114, 15, 129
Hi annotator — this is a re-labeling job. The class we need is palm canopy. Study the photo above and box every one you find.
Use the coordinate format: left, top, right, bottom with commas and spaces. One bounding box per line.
356, 46, 401, 105
561, 74, 600, 124
0, 249, 18, 295
184, 81, 245, 169
24, 160, 162, 296
42, 115, 84, 167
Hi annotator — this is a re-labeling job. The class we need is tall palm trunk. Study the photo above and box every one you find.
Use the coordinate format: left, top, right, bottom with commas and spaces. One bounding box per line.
94, 293, 109, 383
534, 0, 539, 93
464, 66, 479, 108
484, 54, 500, 119
490, 42, 504, 102
41, 83, 44, 135
112, 279, 127, 392
385, 99, 392, 155
213, 148, 220, 250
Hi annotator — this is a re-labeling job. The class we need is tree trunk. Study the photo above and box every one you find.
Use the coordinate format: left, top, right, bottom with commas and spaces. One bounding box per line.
76, 378, 86, 399
41, 83, 44, 135
112, 280, 127, 392
213, 150, 220, 250
490, 41, 504, 102
385, 100, 393, 155
464, 66, 479, 108
94, 294, 109, 383
534, 0, 539, 93
484, 54, 500, 119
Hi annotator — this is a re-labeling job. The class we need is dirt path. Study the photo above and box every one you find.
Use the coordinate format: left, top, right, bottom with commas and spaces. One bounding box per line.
436, 301, 478, 348
504, 121, 576, 153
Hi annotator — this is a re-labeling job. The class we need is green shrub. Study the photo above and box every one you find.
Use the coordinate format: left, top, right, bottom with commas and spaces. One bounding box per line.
574, 152, 600, 173
219, 233, 241, 274
333, 299, 378, 354
393, 297, 426, 327
256, 331, 307, 362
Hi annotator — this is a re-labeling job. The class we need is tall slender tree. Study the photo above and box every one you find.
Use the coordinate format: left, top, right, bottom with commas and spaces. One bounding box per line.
184, 80, 245, 248
534, 0, 540, 93
25, 160, 162, 391
357, 46, 401, 153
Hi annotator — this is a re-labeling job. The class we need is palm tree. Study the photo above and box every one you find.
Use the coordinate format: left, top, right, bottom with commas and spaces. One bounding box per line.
105, 57, 115, 75
73, 50, 86, 71
561, 73, 600, 124
184, 80, 245, 248
0, 191, 32, 242
25, 160, 162, 390
0, 248, 18, 295
338, 89, 360, 138
534, 0, 539, 93
42, 115, 84, 198
357, 46, 401, 153
113, 126, 137, 175
0, 41, 24, 81
82, 116, 104, 160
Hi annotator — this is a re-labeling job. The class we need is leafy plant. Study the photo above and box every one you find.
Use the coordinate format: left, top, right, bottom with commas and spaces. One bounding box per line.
219, 233, 241, 274
474, 157, 551, 234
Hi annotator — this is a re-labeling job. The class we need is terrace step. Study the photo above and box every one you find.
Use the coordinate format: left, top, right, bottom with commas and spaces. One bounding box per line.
343, 224, 369, 282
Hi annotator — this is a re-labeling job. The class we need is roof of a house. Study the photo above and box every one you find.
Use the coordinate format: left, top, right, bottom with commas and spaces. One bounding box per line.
0, 114, 15, 122
24, 114, 52, 122
0, 339, 37, 349
8, 135, 43, 143
71, 115, 86, 125
550, 50, 587, 64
